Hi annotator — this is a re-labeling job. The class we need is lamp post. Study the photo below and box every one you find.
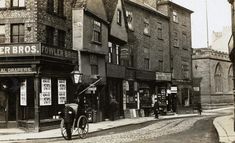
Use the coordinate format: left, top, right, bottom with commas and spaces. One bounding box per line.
71, 65, 83, 84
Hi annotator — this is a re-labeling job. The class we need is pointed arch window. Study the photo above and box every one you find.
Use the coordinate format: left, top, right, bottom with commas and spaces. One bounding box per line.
215, 64, 223, 93
228, 65, 233, 92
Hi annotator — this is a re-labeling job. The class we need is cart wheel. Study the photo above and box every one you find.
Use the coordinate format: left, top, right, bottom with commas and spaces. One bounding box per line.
77, 115, 89, 139
60, 119, 72, 140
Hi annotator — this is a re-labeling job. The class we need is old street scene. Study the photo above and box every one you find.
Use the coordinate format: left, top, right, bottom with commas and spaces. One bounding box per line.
0, 0, 234, 143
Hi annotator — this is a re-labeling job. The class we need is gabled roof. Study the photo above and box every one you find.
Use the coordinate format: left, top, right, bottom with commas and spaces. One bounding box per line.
74, 0, 108, 21
102, 0, 119, 22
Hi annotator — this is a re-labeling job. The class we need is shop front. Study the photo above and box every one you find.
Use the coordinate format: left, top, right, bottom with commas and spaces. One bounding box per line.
0, 43, 78, 131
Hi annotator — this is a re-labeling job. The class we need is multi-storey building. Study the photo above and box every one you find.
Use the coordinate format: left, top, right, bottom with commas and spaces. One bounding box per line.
102, 0, 128, 120
73, 0, 109, 122
156, 0, 194, 113
0, 0, 77, 131
123, 0, 171, 117
193, 48, 233, 109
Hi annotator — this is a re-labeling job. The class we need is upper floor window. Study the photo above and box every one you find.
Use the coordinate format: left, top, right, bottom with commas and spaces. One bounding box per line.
90, 54, 98, 75
11, 0, 25, 7
47, 0, 54, 13
228, 65, 233, 92
108, 42, 112, 63
182, 33, 187, 49
0, 0, 5, 8
159, 60, 163, 72
11, 24, 24, 43
126, 10, 133, 30
58, 30, 65, 48
173, 11, 178, 23
93, 20, 101, 43
157, 22, 163, 39
144, 58, 149, 70
58, 0, 64, 16
116, 45, 120, 65
0, 25, 5, 43
117, 9, 122, 25
46, 26, 55, 45
144, 18, 150, 35
173, 31, 179, 47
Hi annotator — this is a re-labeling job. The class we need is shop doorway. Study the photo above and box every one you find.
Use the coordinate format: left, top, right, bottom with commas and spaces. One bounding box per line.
0, 90, 8, 127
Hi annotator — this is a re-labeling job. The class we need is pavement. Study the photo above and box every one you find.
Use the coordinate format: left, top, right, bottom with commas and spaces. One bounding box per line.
0, 106, 233, 142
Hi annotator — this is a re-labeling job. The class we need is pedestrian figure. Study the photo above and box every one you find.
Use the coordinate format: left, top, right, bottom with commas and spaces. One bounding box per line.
197, 102, 202, 115
153, 101, 159, 119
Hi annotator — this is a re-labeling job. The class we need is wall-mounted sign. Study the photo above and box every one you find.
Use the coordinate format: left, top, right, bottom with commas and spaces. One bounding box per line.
156, 72, 171, 81
171, 86, 177, 94
0, 67, 36, 74
58, 79, 67, 104
0, 43, 78, 62
20, 80, 27, 106
40, 78, 52, 106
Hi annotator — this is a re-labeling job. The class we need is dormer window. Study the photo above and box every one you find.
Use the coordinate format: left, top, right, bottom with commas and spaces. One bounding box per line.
117, 9, 122, 25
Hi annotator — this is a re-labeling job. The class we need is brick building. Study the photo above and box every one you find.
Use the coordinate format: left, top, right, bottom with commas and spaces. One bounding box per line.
73, 0, 109, 122
0, 0, 77, 131
156, 0, 194, 113
193, 48, 233, 109
123, 0, 171, 116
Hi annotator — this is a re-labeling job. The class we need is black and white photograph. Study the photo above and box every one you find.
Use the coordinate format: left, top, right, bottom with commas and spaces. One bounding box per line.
0, 0, 233, 143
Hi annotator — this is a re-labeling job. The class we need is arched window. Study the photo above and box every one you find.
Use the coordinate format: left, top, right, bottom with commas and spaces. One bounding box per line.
215, 63, 223, 93
228, 65, 233, 92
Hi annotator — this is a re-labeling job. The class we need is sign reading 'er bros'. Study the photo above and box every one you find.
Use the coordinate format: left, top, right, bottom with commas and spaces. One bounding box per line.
0, 43, 78, 61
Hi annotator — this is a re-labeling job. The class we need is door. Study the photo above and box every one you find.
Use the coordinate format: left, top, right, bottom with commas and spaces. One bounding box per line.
0, 90, 7, 127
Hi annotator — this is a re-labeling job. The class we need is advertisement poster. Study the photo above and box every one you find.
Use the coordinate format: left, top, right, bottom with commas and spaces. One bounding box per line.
20, 80, 27, 106
40, 78, 52, 106
58, 79, 67, 104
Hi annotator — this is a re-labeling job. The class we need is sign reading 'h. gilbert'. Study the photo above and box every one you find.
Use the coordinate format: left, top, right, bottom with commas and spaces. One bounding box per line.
0, 43, 78, 61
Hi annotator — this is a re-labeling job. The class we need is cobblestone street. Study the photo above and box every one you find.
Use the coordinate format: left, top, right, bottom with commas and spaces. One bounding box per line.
48, 116, 205, 143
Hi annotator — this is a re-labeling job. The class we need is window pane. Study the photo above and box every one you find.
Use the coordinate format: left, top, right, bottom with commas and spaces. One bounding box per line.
11, 36, 18, 43
19, 24, 24, 35
19, 0, 25, 7
0, 0, 5, 8
0, 25, 5, 35
0, 36, 5, 43
12, 0, 18, 7
12, 25, 18, 35
58, 0, 64, 16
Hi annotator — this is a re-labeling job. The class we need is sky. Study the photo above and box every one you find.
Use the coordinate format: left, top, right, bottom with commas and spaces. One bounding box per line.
172, 0, 231, 48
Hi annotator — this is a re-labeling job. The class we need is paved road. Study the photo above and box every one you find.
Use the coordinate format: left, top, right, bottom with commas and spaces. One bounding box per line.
22, 116, 216, 143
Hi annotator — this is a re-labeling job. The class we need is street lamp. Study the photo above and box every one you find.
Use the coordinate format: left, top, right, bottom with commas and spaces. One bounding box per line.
71, 65, 83, 84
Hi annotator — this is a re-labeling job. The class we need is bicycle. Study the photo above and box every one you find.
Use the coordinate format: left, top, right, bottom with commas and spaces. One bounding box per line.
59, 103, 89, 140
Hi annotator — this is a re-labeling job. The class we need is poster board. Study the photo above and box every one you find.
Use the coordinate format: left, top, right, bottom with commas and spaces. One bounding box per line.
58, 79, 67, 104
40, 78, 52, 106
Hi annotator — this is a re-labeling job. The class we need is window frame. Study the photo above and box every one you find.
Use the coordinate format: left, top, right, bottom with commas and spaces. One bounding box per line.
144, 58, 150, 70
57, 0, 64, 16
143, 18, 150, 36
46, 26, 55, 46
0, 25, 5, 43
58, 30, 66, 48
0, 0, 6, 8
11, 24, 25, 43
117, 9, 122, 26
126, 10, 134, 31
47, 0, 54, 14
92, 20, 102, 43
90, 54, 99, 75
157, 22, 163, 40
11, 0, 25, 8
173, 10, 178, 23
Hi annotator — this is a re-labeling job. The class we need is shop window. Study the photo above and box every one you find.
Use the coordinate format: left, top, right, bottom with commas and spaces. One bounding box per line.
11, 0, 25, 7
144, 58, 149, 70
11, 24, 24, 43
46, 26, 55, 46
58, 30, 65, 48
126, 10, 134, 30
215, 63, 223, 93
117, 9, 122, 25
182, 88, 191, 106
157, 22, 163, 40
0, 0, 5, 8
93, 20, 101, 43
58, 0, 64, 16
0, 25, 5, 43
47, 0, 54, 13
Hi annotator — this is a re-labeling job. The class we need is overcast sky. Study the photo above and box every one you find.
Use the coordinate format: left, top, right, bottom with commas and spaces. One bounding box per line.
172, 0, 231, 48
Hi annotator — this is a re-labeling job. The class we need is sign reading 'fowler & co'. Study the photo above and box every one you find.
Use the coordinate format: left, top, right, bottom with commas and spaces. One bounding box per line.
0, 43, 78, 61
